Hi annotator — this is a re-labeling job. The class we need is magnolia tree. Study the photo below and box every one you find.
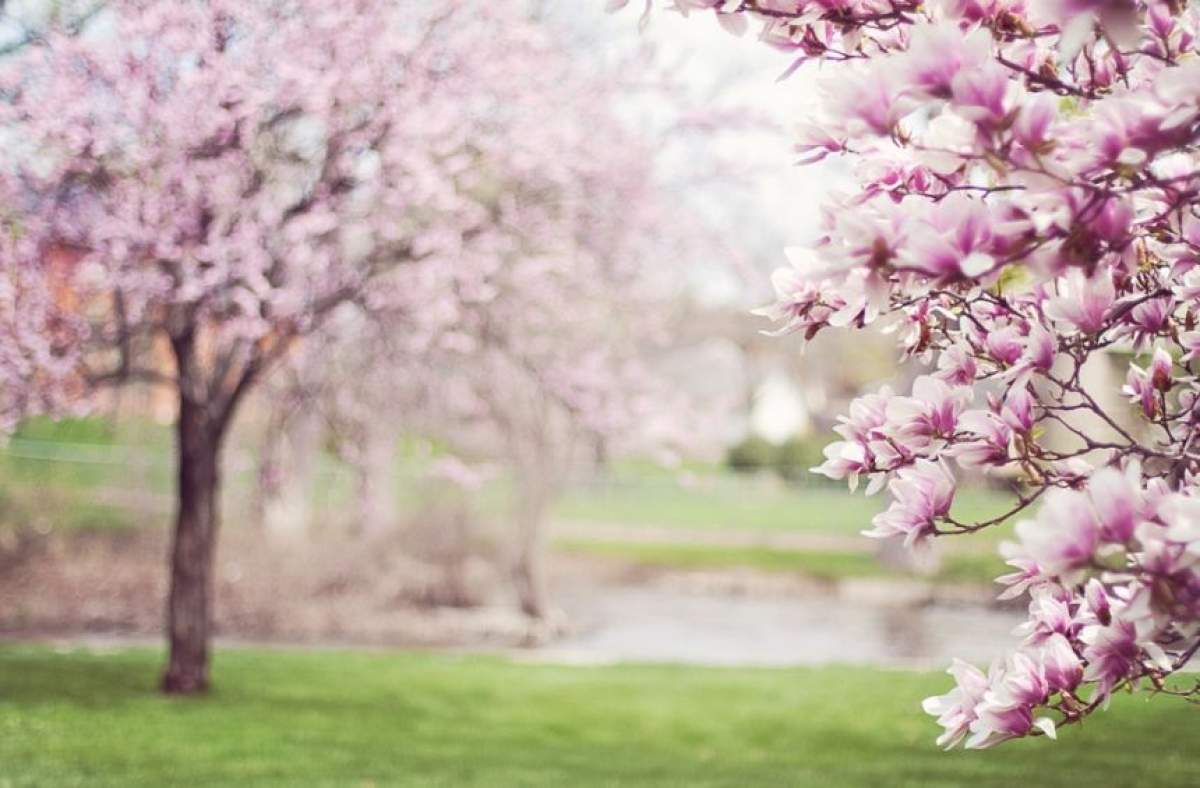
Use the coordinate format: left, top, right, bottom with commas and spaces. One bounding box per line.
615, 0, 1200, 748
0, 0, 593, 693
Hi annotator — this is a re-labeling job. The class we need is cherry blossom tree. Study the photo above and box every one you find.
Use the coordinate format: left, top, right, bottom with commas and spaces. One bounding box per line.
0, 0, 595, 693
615, 0, 1200, 747
254, 36, 718, 620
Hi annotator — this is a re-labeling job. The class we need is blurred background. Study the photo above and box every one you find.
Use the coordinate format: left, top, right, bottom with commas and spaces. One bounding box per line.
0, 0, 1022, 658
0, 1, 1189, 786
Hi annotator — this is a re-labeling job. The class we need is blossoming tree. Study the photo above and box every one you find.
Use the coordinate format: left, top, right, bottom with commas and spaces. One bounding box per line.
615, 0, 1200, 748
253, 37, 719, 619
0, 0, 588, 693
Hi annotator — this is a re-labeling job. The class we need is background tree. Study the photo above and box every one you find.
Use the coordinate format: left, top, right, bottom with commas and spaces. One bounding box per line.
616, 0, 1200, 747
0, 0, 594, 693
255, 39, 718, 620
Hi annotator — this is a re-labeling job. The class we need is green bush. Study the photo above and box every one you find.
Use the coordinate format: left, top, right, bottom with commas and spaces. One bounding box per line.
725, 435, 775, 474
774, 435, 826, 484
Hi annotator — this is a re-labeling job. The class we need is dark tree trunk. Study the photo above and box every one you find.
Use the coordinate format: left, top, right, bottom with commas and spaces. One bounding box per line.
161, 392, 224, 694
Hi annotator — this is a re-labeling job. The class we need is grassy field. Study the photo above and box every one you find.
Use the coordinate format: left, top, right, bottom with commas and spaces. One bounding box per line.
0, 645, 1194, 787
552, 475, 1014, 536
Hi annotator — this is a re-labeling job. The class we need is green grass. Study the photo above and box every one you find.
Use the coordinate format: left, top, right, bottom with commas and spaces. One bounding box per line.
0, 645, 1194, 787
553, 477, 1014, 537
555, 540, 1009, 586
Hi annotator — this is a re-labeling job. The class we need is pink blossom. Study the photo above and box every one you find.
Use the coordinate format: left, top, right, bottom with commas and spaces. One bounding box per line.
1084, 578, 1113, 626
966, 652, 1054, 749
901, 24, 991, 99
1014, 589, 1074, 646
812, 440, 871, 488
865, 460, 956, 547
885, 375, 970, 448
1080, 618, 1142, 698
1040, 633, 1083, 693
985, 325, 1024, 367
995, 553, 1043, 601
1021, 322, 1056, 373
899, 195, 1000, 282
1123, 361, 1159, 420
953, 409, 1012, 469
1044, 270, 1115, 334
1149, 347, 1174, 392
936, 343, 978, 386
1087, 466, 1142, 544
999, 386, 1035, 434
1013, 93, 1057, 149
1014, 489, 1099, 580
922, 659, 989, 749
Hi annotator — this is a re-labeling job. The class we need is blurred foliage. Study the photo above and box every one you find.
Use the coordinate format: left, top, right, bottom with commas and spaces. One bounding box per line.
725, 435, 776, 474
725, 433, 832, 485
773, 435, 826, 484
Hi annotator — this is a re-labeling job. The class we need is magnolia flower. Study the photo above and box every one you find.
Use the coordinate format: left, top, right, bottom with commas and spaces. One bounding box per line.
1084, 578, 1112, 626
1040, 633, 1083, 693
824, 64, 913, 137
1014, 589, 1074, 646
922, 659, 989, 749
995, 552, 1043, 601
1149, 347, 1174, 392
1123, 361, 1158, 420
985, 325, 1024, 367
1080, 618, 1143, 698
900, 195, 1000, 282
753, 258, 832, 337
999, 386, 1035, 434
1021, 322, 1056, 373
951, 61, 1015, 127
1014, 488, 1099, 580
1087, 466, 1142, 544
1013, 92, 1057, 149
901, 24, 991, 99
865, 459, 956, 547
885, 375, 970, 448
1044, 270, 1115, 334
952, 409, 1012, 469
966, 652, 1055, 749
812, 440, 871, 488
936, 343, 978, 386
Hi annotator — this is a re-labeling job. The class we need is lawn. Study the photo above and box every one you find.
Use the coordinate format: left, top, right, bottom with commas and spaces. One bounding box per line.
552, 474, 1016, 537
0, 645, 1195, 787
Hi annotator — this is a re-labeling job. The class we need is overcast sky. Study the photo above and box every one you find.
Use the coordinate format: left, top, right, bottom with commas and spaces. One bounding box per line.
589, 5, 849, 306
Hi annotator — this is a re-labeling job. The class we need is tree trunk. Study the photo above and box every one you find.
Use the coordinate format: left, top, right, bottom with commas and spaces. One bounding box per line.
512, 477, 550, 619
161, 392, 223, 694
355, 429, 396, 534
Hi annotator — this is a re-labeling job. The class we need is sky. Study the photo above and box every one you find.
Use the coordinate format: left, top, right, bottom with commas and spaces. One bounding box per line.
589, 5, 849, 307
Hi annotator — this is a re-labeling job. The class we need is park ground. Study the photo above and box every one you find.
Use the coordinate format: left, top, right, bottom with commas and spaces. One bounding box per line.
8, 422, 1193, 786
0, 644, 1196, 787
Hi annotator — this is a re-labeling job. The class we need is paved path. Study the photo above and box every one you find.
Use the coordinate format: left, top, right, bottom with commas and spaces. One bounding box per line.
554, 521, 868, 552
